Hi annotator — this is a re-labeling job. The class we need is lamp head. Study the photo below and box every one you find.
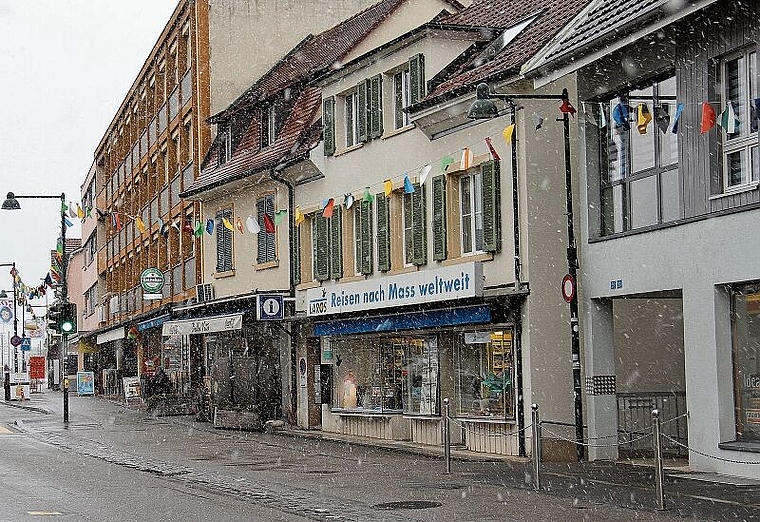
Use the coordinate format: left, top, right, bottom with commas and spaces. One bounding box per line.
2, 192, 20, 210
467, 83, 500, 120
0, 290, 7, 299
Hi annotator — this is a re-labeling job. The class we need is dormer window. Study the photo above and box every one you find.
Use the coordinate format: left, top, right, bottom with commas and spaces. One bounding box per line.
218, 124, 231, 165
261, 105, 276, 148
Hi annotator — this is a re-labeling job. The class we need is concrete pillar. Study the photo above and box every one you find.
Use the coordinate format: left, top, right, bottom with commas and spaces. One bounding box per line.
584, 298, 618, 461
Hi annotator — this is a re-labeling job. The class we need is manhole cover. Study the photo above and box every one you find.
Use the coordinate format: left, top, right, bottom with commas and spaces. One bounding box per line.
372, 501, 442, 510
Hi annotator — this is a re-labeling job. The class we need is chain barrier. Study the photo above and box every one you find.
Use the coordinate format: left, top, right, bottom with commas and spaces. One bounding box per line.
539, 424, 651, 448
659, 411, 689, 426
447, 417, 532, 439
661, 434, 760, 465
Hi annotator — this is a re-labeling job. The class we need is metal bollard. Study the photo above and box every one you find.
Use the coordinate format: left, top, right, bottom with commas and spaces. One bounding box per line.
531, 404, 541, 490
63, 378, 70, 424
652, 409, 665, 510
443, 398, 451, 474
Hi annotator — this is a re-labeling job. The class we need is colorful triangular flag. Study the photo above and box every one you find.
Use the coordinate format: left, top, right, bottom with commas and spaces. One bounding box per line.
76, 204, 85, 219
717, 101, 740, 134
274, 209, 288, 225
502, 124, 515, 144
612, 103, 630, 131
323, 198, 335, 218
69, 202, 77, 218
671, 103, 684, 134
343, 194, 355, 210
135, 217, 146, 234
700, 102, 717, 134
484, 137, 501, 161
60, 201, 68, 213
559, 97, 576, 116
419, 164, 432, 185
403, 174, 415, 194
222, 217, 234, 231
193, 221, 204, 237
235, 217, 244, 234
636, 103, 652, 135
294, 207, 304, 226
531, 113, 544, 131
263, 213, 275, 233
654, 105, 670, 134
383, 179, 393, 197
246, 215, 260, 234
461, 147, 473, 170
363, 187, 374, 203
440, 155, 455, 173
64, 217, 74, 228
599, 103, 607, 129
206, 218, 215, 235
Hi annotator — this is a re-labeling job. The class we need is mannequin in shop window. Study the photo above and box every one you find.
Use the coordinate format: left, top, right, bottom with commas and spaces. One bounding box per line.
342, 371, 357, 409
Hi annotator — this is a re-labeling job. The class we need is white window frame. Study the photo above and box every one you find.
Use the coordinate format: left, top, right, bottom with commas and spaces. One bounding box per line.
722, 49, 758, 191
266, 105, 276, 146
394, 68, 411, 129
345, 91, 360, 147
460, 171, 483, 254
353, 205, 362, 276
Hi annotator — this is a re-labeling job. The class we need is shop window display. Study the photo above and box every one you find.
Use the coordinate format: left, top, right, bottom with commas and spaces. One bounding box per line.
731, 284, 760, 442
454, 330, 514, 418
330, 335, 439, 415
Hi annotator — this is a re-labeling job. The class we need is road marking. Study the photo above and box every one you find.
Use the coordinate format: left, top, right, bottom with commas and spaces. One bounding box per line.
0, 426, 13, 434
27, 512, 62, 516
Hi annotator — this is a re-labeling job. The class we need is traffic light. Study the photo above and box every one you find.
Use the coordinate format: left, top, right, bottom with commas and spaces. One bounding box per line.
60, 303, 77, 334
47, 303, 63, 333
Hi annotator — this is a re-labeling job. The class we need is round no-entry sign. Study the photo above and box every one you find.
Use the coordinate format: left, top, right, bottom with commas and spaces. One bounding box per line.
10, 335, 22, 347
561, 274, 576, 303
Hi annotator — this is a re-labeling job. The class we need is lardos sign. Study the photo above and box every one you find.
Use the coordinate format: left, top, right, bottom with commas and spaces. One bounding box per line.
306, 262, 482, 317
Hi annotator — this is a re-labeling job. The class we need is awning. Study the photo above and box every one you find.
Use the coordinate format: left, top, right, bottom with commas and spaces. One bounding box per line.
137, 313, 171, 332
96, 327, 125, 345
162, 312, 243, 336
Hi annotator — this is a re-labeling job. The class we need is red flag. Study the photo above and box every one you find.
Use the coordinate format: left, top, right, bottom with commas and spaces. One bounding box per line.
322, 198, 335, 218
559, 98, 577, 116
263, 213, 275, 233
484, 137, 501, 161
700, 102, 716, 134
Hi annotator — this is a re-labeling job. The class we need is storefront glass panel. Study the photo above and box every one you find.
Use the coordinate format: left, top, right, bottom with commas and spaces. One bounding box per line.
329, 335, 439, 415
454, 329, 515, 419
731, 284, 760, 442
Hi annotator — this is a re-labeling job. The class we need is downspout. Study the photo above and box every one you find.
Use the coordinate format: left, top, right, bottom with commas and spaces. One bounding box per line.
270, 167, 297, 424
510, 104, 526, 457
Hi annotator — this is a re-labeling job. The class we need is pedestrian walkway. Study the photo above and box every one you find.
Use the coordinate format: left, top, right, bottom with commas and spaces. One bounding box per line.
4, 391, 760, 521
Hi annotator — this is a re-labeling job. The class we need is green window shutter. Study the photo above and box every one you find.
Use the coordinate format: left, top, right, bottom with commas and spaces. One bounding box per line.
215, 209, 233, 272
329, 206, 343, 280
432, 175, 447, 261
323, 97, 335, 156
412, 184, 427, 266
408, 53, 426, 105
369, 74, 383, 139
314, 214, 330, 281
481, 160, 501, 253
360, 200, 373, 275
357, 80, 369, 143
292, 226, 301, 286
376, 194, 390, 272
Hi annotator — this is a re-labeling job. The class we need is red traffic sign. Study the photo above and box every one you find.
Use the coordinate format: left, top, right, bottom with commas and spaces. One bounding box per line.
9, 335, 22, 347
561, 274, 576, 303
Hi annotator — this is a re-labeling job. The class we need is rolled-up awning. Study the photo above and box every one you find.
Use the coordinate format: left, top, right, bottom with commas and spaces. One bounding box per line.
161, 312, 243, 336
96, 327, 125, 345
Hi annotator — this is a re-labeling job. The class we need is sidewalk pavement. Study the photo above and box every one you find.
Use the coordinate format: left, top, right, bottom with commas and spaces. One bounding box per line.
5, 390, 760, 521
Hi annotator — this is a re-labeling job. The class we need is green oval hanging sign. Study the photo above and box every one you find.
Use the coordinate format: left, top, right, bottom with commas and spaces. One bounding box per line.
140, 268, 165, 293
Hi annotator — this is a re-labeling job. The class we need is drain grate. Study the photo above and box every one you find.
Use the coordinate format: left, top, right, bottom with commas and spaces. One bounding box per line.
372, 501, 442, 510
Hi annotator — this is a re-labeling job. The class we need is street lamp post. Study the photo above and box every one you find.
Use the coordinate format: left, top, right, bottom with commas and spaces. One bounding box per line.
468, 84, 584, 460
2, 192, 69, 422
0, 262, 18, 401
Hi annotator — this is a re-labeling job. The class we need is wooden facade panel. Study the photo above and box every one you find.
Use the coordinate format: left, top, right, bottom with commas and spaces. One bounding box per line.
410, 418, 442, 445
463, 422, 518, 455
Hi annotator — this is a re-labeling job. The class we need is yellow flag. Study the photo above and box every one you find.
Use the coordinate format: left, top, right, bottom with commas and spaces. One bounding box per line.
502, 124, 515, 144
76, 204, 85, 219
384, 179, 393, 197
135, 217, 146, 234
222, 218, 235, 231
294, 206, 304, 226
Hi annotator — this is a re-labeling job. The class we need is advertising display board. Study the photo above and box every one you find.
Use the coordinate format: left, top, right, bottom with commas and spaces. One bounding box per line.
76, 371, 95, 395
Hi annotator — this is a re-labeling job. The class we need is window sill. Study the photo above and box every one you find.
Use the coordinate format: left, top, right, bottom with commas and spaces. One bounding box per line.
339, 275, 366, 283
332, 409, 401, 418
709, 182, 759, 200
403, 414, 441, 420
213, 270, 235, 279
296, 281, 322, 291
717, 440, 760, 454
334, 143, 363, 157
440, 252, 494, 266
457, 417, 515, 425
386, 266, 419, 276
381, 124, 415, 140
253, 260, 279, 271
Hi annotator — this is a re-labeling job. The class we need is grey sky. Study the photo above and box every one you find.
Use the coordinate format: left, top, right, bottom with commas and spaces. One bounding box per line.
0, 0, 176, 302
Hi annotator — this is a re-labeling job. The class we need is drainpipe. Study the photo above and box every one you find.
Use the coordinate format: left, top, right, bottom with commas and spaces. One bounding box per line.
270, 167, 297, 424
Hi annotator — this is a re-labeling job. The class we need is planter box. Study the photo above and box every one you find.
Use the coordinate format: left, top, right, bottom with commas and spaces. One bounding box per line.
213, 407, 261, 431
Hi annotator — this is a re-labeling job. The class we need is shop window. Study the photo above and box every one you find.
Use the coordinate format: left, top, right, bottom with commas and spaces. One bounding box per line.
721, 49, 758, 191
329, 335, 439, 415
598, 76, 680, 236
454, 330, 515, 419
730, 283, 760, 442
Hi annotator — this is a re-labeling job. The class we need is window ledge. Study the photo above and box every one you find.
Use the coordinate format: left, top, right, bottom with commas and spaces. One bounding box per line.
440, 252, 494, 266
709, 182, 759, 200
334, 143, 363, 157
253, 260, 279, 271
381, 124, 416, 140
339, 275, 366, 283
213, 270, 235, 279
717, 440, 760, 454
386, 266, 418, 276
332, 409, 401, 418
296, 281, 322, 291
457, 417, 515, 425
403, 414, 441, 420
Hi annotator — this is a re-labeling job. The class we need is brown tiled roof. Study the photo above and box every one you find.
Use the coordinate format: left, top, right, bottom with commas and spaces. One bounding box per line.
415, 0, 594, 107
214, 0, 406, 121
183, 87, 323, 197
